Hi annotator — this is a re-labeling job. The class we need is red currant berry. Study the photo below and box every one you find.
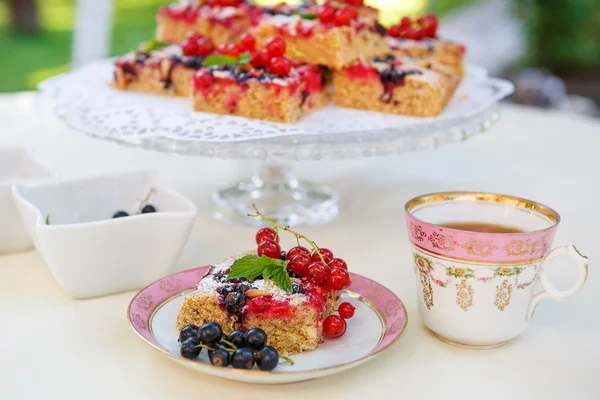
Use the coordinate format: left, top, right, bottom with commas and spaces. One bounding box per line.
334, 9, 353, 26
400, 16, 411, 28
185, 31, 202, 42
240, 33, 256, 51
220, 0, 242, 6
328, 258, 347, 270
310, 248, 334, 264
388, 25, 402, 38
308, 262, 329, 285
345, 0, 364, 6
255, 227, 278, 244
226, 43, 244, 57
265, 37, 286, 57
289, 254, 311, 277
286, 246, 310, 260
423, 13, 438, 37
323, 315, 347, 338
194, 71, 214, 88
317, 5, 335, 24
344, 6, 358, 20
269, 56, 292, 77
250, 49, 270, 68
338, 302, 355, 319
257, 239, 281, 259
181, 39, 199, 56
216, 43, 229, 55
328, 267, 351, 290
402, 27, 419, 40
207, 0, 220, 6
196, 37, 215, 57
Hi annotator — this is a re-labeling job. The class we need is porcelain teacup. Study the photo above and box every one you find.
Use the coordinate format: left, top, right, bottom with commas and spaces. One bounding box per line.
405, 192, 589, 348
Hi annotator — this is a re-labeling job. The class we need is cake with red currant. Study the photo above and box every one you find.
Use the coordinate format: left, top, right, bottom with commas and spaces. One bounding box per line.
386, 14, 466, 75
112, 35, 215, 97
191, 35, 329, 123
332, 53, 458, 117
176, 207, 353, 355
250, 2, 388, 69
157, 0, 262, 45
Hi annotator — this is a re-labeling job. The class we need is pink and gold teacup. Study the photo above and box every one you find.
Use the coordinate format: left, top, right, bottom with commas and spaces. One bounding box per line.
405, 192, 589, 349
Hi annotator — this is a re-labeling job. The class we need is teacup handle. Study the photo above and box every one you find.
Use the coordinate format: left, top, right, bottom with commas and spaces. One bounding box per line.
528, 245, 589, 320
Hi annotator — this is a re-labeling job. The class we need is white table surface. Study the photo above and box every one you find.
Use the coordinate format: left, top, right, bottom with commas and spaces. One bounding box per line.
1, 93, 599, 399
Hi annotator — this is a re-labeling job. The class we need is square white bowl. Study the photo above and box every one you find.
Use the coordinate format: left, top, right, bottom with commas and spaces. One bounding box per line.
12, 171, 197, 299
0, 147, 55, 254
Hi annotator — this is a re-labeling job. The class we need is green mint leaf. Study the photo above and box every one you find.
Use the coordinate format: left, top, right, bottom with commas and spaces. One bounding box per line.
203, 53, 252, 67
45, 215, 50, 225
227, 255, 267, 281
226, 255, 292, 293
296, 12, 317, 20
271, 267, 293, 293
141, 38, 170, 53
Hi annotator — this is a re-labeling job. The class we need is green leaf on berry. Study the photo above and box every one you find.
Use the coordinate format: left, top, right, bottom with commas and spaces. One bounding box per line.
141, 38, 170, 52
226, 255, 292, 293
203, 53, 252, 67
295, 12, 317, 20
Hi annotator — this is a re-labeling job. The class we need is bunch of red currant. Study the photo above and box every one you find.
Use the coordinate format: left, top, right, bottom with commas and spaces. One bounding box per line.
387, 13, 438, 40
316, 2, 359, 26
323, 302, 355, 338
255, 226, 351, 291
181, 32, 216, 57
248, 35, 293, 77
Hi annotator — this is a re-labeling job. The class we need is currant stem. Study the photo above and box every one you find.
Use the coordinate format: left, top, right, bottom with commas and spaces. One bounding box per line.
279, 355, 295, 365
249, 203, 326, 264
135, 187, 155, 215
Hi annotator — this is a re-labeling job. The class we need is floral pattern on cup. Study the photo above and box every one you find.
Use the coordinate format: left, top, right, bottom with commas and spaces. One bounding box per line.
413, 252, 540, 312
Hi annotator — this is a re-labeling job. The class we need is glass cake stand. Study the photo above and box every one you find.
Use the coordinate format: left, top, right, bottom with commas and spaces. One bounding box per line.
36, 60, 510, 226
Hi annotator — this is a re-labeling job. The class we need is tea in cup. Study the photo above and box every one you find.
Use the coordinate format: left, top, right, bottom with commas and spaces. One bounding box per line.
405, 192, 589, 348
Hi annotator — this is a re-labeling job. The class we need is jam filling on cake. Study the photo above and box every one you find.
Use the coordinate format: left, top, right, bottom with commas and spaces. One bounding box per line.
158, 0, 262, 28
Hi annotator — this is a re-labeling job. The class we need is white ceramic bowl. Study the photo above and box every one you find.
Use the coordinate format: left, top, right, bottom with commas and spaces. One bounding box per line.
12, 171, 197, 299
0, 147, 55, 254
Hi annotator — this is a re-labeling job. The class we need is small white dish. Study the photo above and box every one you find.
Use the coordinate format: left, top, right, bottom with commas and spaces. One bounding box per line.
12, 171, 197, 299
0, 147, 55, 254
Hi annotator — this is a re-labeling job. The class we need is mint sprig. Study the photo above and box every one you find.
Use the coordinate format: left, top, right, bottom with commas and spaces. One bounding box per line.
295, 12, 317, 20
203, 53, 252, 67
140, 38, 170, 53
226, 255, 293, 293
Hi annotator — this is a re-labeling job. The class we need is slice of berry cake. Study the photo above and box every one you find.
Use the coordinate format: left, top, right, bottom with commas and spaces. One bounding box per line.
332, 54, 458, 117
386, 14, 466, 75
157, 0, 262, 45
176, 207, 353, 355
112, 36, 215, 97
176, 253, 340, 354
251, 3, 388, 69
191, 35, 329, 123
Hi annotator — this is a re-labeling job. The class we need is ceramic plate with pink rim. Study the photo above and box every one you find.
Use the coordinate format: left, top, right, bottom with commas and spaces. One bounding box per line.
127, 266, 407, 384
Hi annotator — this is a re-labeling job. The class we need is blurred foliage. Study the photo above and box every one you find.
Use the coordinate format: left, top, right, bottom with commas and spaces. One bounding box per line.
513, 0, 600, 72
0, 0, 473, 92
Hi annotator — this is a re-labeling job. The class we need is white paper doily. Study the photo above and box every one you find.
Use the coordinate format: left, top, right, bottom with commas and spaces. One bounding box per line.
36, 59, 513, 160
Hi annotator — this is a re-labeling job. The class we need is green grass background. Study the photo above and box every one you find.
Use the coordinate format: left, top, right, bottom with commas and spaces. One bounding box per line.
0, 0, 471, 92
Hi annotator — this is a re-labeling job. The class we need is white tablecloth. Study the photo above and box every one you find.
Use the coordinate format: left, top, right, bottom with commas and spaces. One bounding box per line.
1, 93, 599, 399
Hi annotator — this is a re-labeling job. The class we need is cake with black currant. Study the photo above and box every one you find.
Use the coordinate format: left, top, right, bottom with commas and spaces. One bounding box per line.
112, 34, 215, 97
175, 205, 354, 355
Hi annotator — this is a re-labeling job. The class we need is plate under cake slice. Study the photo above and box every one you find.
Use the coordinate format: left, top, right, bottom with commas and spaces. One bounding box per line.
332, 54, 458, 117
112, 36, 215, 97
156, 0, 262, 45
251, 3, 388, 69
385, 13, 466, 76
175, 253, 341, 354
191, 35, 329, 123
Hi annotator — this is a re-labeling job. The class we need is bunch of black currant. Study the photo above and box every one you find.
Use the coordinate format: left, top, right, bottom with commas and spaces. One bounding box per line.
178, 322, 293, 371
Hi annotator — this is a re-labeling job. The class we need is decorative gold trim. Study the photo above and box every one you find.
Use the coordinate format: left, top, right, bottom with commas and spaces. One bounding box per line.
405, 191, 560, 234
126, 275, 408, 378
494, 280, 513, 311
433, 333, 507, 350
419, 272, 434, 310
456, 279, 474, 311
